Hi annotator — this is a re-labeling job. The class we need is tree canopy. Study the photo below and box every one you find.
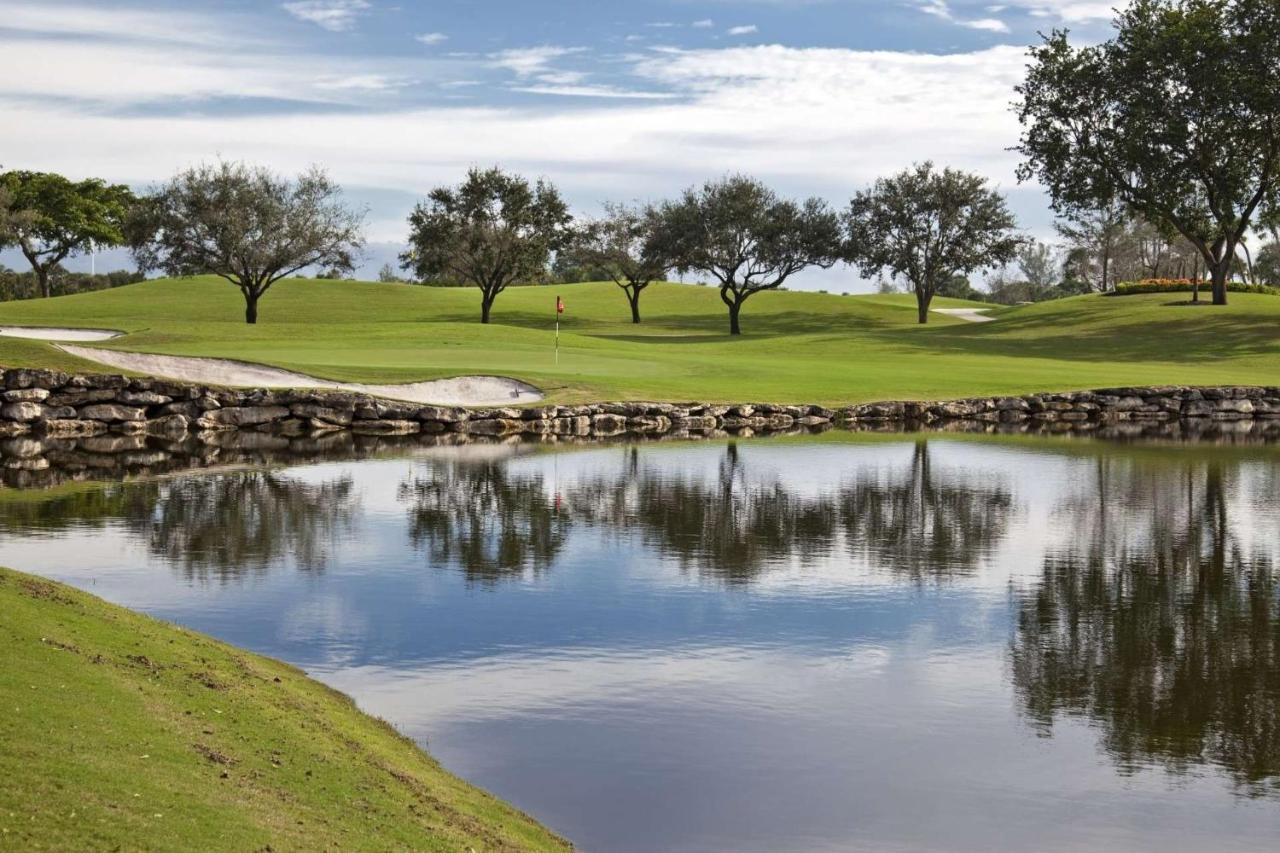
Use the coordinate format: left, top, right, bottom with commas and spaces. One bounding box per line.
565, 202, 670, 324
1015, 0, 1280, 306
652, 175, 842, 335
844, 162, 1021, 324
400, 167, 572, 324
129, 161, 364, 324
0, 170, 135, 298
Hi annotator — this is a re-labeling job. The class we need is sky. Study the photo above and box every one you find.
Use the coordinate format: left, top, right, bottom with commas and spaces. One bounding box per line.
0, 0, 1118, 289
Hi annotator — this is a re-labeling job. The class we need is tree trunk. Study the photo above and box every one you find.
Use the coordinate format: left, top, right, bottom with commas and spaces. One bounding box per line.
36, 266, 51, 299
480, 294, 493, 324
244, 293, 259, 324
629, 291, 641, 324
1210, 263, 1229, 306
916, 289, 931, 325
728, 300, 742, 335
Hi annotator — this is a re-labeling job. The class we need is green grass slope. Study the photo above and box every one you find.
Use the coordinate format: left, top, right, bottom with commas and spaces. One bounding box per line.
0, 276, 1276, 404
0, 566, 569, 852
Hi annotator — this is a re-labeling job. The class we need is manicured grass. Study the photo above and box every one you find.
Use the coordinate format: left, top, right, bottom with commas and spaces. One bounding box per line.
0, 276, 1277, 404
0, 566, 569, 852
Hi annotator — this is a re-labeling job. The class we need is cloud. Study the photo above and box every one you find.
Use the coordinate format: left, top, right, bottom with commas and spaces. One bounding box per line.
0, 1, 250, 47
918, 0, 1010, 33
415, 32, 448, 46
489, 46, 586, 78
692, 20, 715, 29
1017, 0, 1115, 22
509, 85, 679, 100
280, 0, 370, 32
727, 25, 759, 36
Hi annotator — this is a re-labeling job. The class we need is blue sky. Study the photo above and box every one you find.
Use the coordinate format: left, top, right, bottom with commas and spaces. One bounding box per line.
0, 0, 1117, 287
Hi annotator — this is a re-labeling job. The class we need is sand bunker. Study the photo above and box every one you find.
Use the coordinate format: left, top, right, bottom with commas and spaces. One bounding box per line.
932, 308, 995, 324
55, 345, 543, 406
0, 326, 124, 342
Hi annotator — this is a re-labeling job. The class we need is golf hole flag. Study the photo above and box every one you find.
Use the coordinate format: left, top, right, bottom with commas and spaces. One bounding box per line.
554, 295, 564, 363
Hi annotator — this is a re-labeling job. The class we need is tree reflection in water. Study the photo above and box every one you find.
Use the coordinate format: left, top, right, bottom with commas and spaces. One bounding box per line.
1011, 457, 1280, 794
444, 440, 1013, 585
398, 458, 568, 585
840, 439, 1014, 581
0, 472, 359, 582
144, 473, 359, 581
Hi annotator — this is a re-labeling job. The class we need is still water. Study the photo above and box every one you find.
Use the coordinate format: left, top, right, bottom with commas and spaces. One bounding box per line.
3, 435, 1280, 851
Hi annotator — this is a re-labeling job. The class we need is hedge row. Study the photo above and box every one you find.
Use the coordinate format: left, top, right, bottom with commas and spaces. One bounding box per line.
1111, 278, 1279, 296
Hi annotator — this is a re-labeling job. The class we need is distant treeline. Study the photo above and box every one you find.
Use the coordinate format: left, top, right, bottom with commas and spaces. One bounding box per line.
0, 265, 144, 302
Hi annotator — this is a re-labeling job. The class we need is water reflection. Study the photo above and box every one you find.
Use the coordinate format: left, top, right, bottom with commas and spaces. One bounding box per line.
399, 456, 568, 585
0, 471, 358, 580
1012, 457, 1280, 793
840, 439, 1014, 581
2, 435, 1280, 849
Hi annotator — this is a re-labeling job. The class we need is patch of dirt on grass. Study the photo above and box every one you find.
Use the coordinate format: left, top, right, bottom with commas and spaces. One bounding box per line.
191, 671, 230, 691
17, 577, 76, 605
194, 743, 237, 766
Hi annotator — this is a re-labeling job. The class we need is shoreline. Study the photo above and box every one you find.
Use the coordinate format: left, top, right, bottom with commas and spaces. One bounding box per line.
0, 367, 1277, 445
0, 564, 571, 850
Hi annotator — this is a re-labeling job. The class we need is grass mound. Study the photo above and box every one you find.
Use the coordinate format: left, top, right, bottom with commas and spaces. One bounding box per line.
0, 276, 1277, 403
0, 566, 569, 852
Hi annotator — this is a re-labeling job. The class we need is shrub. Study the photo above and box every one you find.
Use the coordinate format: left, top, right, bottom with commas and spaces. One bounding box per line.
1111, 278, 1279, 296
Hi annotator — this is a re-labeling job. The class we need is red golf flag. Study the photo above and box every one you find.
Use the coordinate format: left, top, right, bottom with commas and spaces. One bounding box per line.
556, 295, 565, 314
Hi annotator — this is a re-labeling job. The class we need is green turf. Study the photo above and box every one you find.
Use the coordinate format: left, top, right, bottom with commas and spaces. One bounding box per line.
0, 566, 569, 852
0, 276, 1276, 404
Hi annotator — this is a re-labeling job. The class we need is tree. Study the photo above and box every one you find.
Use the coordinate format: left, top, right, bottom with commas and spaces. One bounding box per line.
651, 175, 842, 335
377, 263, 405, 283
1017, 240, 1061, 293
1053, 201, 1129, 293
0, 170, 134, 299
1016, 0, 1280, 306
844, 162, 1021, 324
130, 161, 364, 324
1255, 241, 1280, 285
400, 167, 572, 324
566, 202, 670, 323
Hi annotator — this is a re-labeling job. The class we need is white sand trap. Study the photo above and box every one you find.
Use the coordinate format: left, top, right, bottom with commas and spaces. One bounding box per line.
55, 344, 543, 406
932, 308, 995, 323
0, 326, 124, 342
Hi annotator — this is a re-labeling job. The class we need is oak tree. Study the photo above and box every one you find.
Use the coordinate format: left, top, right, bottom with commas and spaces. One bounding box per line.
844, 163, 1021, 324
130, 161, 364, 324
401, 167, 572, 324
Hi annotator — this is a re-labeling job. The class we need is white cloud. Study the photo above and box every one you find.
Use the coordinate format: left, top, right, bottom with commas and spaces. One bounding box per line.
727, 25, 759, 36
280, 0, 370, 32
692, 19, 715, 29
1017, 0, 1115, 22
489, 45, 586, 78
415, 32, 448, 46
0, 1, 251, 47
918, 0, 1010, 33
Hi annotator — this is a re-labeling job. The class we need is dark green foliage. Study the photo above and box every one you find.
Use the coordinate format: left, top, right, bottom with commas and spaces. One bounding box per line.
400, 167, 572, 323
1016, 0, 1280, 306
565, 203, 670, 323
845, 162, 1021, 323
0, 171, 135, 299
130, 161, 364, 324
0, 265, 144, 302
652, 175, 842, 335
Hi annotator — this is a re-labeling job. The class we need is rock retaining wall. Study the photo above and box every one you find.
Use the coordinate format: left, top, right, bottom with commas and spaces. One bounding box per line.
2, 368, 1279, 442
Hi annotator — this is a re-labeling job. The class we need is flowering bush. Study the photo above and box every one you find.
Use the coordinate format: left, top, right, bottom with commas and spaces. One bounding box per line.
1112, 278, 1279, 296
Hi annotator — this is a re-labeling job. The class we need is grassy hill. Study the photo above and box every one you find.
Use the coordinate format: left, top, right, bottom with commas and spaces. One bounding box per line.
0, 276, 1276, 404
0, 565, 569, 851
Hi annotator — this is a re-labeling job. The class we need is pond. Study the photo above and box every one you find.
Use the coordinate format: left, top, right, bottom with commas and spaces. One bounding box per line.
3, 433, 1280, 851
